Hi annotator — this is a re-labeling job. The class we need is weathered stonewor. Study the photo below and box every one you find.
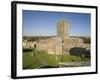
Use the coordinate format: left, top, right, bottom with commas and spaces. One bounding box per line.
23, 40, 37, 49
36, 37, 62, 55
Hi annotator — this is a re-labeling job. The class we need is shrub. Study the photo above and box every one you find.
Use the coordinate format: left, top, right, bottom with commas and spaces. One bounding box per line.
23, 48, 33, 52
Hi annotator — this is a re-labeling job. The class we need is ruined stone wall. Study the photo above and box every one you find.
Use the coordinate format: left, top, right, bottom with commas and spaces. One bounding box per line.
64, 38, 83, 48
63, 38, 83, 54
23, 41, 37, 48
36, 37, 62, 55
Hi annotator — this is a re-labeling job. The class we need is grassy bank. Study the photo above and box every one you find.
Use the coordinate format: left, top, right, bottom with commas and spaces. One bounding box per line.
23, 50, 87, 69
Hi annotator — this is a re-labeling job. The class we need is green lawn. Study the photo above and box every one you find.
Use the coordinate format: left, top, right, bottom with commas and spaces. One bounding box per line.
23, 52, 42, 69
23, 50, 88, 69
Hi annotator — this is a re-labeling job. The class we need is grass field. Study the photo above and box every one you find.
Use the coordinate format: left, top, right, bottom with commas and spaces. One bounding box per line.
23, 50, 87, 69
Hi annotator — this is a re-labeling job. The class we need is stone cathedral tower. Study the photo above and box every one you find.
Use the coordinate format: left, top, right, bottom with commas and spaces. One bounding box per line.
57, 21, 69, 40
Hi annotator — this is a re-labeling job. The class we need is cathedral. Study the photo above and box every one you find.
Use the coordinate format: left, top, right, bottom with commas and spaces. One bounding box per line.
23, 20, 90, 55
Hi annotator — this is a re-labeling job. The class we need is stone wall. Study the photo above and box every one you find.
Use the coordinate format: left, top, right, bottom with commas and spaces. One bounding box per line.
23, 40, 37, 49
23, 37, 90, 55
36, 37, 62, 55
